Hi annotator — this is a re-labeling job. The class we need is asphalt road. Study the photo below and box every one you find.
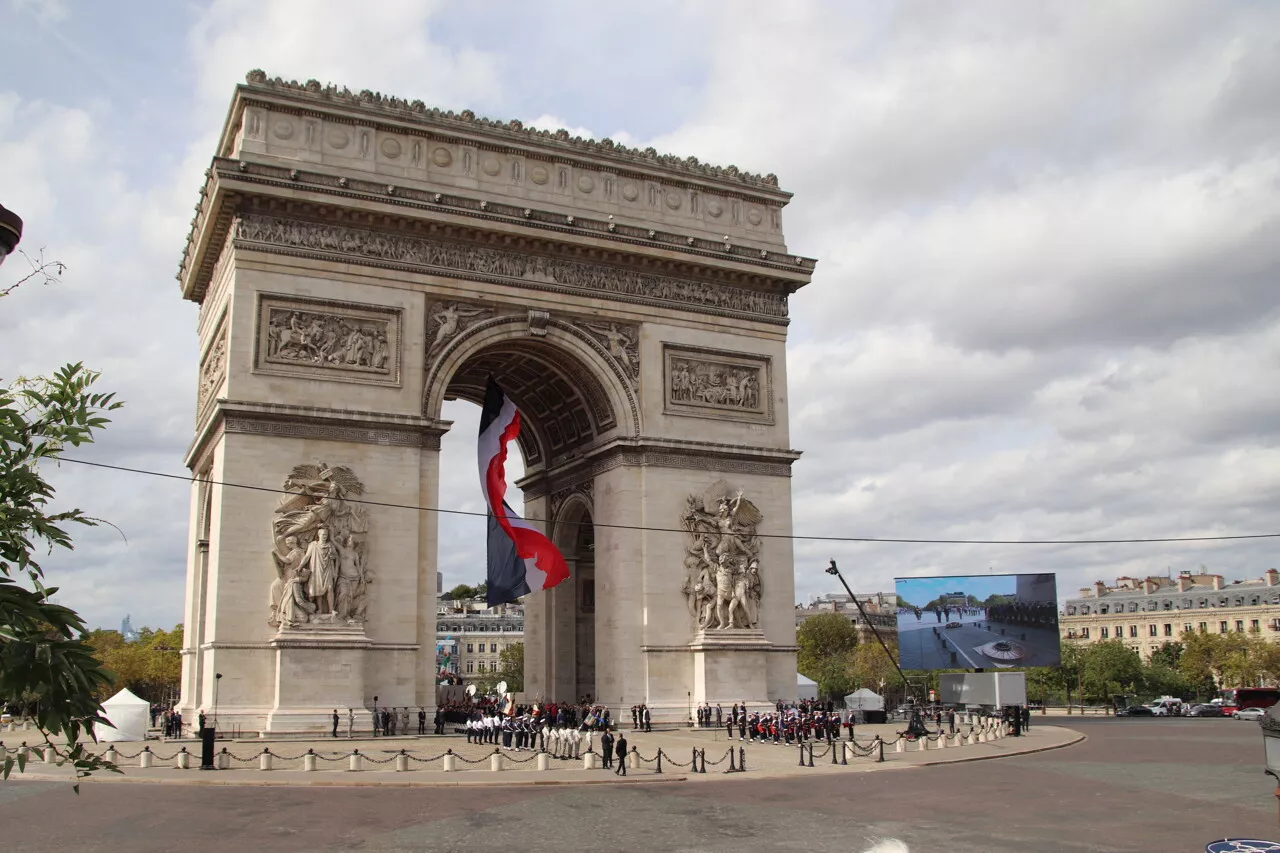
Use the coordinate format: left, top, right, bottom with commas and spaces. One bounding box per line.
2, 717, 1276, 852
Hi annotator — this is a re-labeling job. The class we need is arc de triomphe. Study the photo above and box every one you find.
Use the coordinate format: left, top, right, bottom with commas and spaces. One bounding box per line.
176, 71, 814, 732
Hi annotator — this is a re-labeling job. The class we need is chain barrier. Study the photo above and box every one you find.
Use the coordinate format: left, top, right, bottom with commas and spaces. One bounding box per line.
361, 752, 397, 765
503, 751, 541, 764
405, 751, 451, 763
112, 749, 145, 760
148, 750, 180, 761
265, 751, 309, 761
452, 750, 494, 765
227, 752, 259, 763
703, 748, 733, 767
314, 752, 350, 762
663, 749, 693, 768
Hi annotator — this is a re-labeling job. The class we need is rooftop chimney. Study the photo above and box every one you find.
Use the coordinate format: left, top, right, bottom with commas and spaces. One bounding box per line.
1212, 575, 1224, 591
1094, 581, 1107, 597
1178, 575, 1192, 592
1267, 569, 1279, 588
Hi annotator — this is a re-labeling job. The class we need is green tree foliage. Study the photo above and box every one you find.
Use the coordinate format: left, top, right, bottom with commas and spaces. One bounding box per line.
847, 639, 900, 693
443, 582, 489, 601
796, 613, 860, 698
1080, 639, 1144, 701
497, 641, 524, 692
84, 625, 184, 706
1149, 641, 1183, 670
0, 364, 123, 786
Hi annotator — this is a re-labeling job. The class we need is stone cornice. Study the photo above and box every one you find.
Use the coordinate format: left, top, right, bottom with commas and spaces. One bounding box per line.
184, 399, 449, 470
179, 158, 815, 301
518, 435, 802, 498
233, 71, 788, 195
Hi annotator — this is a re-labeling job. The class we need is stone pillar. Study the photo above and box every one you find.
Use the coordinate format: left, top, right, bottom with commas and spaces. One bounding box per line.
490, 752, 504, 772
303, 752, 316, 772
349, 751, 362, 771
259, 750, 272, 771
395, 752, 408, 772
537, 752, 550, 771
176, 748, 190, 769
443, 753, 456, 772
139, 748, 153, 769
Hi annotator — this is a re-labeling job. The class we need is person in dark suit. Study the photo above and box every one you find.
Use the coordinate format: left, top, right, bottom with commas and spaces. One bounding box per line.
643, 705, 652, 733
614, 733, 628, 776
331, 709, 339, 738
418, 708, 426, 735
601, 728, 615, 769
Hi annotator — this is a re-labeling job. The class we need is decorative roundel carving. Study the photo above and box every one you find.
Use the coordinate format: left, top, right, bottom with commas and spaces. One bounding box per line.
273, 120, 295, 140
482, 157, 502, 177
706, 200, 724, 218
326, 128, 350, 149
621, 183, 639, 202
664, 190, 682, 210
431, 147, 453, 167
747, 208, 764, 225
380, 137, 402, 159
576, 174, 595, 193
529, 165, 550, 185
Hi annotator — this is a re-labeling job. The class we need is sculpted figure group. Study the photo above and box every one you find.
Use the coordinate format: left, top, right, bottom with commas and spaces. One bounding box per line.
268, 463, 374, 629
265, 308, 390, 373
681, 480, 764, 631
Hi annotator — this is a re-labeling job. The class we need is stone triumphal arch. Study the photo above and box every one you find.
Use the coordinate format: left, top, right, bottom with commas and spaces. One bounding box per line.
176, 72, 814, 731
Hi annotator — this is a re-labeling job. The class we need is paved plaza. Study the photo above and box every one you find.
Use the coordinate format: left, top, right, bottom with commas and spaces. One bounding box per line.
3, 717, 1278, 851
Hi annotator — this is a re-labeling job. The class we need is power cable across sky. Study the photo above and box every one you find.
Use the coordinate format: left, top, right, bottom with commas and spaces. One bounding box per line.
60, 457, 1280, 547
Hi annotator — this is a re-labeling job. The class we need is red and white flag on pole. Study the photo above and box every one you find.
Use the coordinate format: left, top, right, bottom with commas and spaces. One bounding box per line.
478, 377, 570, 605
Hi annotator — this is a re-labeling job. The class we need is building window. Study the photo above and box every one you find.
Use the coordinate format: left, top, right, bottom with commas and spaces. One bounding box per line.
1163, 601, 1173, 610
1129, 625, 1138, 638
1184, 600, 1192, 609
466, 662, 474, 673
466, 644, 474, 653
477, 662, 486, 673
1183, 624, 1192, 634
1163, 624, 1172, 637
1199, 622, 1208, 632
1252, 597, 1260, 606
1220, 621, 1229, 633
1101, 627, 1109, 638
490, 643, 498, 653
1081, 628, 1090, 639
1129, 603, 1139, 613
1067, 606, 1076, 616
1235, 598, 1244, 607
1081, 605, 1090, 615
1148, 625, 1157, 637
1115, 625, 1123, 638
1236, 620, 1245, 632
1067, 629, 1077, 639
1100, 605, 1109, 614
1252, 619, 1260, 631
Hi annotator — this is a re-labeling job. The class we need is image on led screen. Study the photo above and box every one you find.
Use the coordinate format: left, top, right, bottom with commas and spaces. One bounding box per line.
895, 573, 1060, 669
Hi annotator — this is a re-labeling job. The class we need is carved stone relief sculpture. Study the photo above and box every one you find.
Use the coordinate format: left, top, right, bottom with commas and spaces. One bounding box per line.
664, 345, 772, 423
581, 321, 639, 387
197, 325, 228, 413
681, 480, 763, 631
255, 293, 401, 386
426, 300, 493, 358
268, 463, 373, 630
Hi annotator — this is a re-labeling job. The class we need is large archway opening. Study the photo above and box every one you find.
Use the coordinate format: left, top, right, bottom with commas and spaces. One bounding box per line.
430, 325, 628, 703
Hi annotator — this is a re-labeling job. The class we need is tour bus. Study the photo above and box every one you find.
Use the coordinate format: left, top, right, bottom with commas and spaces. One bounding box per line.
1218, 687, 1280, 716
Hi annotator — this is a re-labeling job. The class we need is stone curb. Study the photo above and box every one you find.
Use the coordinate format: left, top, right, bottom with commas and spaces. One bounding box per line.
914, 730, 1086, 768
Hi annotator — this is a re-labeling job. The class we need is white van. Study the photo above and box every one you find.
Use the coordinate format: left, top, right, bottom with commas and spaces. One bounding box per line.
1148, 697, 1183, 717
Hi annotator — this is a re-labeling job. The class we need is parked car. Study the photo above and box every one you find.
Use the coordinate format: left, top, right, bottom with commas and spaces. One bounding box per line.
1234, 707, 1266, 721
1186, 704, 1225, 717
1117, 705, 1155, 717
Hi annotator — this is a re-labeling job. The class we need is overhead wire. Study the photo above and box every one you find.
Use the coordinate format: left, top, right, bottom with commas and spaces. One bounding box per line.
58, 457, 1280, 546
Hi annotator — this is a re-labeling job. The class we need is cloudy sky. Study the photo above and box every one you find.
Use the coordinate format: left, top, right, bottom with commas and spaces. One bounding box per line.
3, 0, 1278, 632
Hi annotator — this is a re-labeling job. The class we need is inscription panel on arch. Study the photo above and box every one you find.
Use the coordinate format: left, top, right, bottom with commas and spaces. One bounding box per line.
663, 344, 772, 424
254, 294, 402, 386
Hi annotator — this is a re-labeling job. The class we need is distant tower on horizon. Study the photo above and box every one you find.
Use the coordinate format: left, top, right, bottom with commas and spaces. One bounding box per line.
120, 614, 140, 642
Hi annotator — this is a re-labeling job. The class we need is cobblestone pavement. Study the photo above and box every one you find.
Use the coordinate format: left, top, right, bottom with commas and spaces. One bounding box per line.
1, 717, 1274, 852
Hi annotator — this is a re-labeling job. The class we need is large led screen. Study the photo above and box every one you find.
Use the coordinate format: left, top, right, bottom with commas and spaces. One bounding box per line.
895, 573, 1060, 669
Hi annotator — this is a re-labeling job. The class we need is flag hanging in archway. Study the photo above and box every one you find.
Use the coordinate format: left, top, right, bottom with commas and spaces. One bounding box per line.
478, 377, 570, 605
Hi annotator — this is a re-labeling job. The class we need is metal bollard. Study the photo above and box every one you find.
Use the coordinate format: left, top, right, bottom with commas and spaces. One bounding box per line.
797, 743, 805, 766
303, 750, 316, 772
830, 743, 838, 765
139, 746, 153, 769
807, 743, 815, 768
536, 752, 549, 771
395, 751, 408, 772
729, 749, 738, 772
349, 750, 362, 771
218, 748, 230, 770
490, 751, 504, 772
841, 742, 848, 765
739, 747, 747, 772
176, 747, 190, 769
876, 737, 884, 763
655, 749, 663, 774
443, 751, 456, 772
259, 749, 272, 771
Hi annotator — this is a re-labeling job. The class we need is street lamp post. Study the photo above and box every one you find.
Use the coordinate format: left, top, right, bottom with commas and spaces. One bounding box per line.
213, 673, 222, 737
1261, 702, 1280, 824
0, 203, 21, 265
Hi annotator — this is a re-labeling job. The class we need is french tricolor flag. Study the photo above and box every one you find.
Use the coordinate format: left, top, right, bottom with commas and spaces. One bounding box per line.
478, 377, 570, 606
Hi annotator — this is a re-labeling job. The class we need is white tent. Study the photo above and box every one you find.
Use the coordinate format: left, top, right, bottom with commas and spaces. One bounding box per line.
97, 688, 149, 742
797, 673, 819, 701
843, 688, 885, 712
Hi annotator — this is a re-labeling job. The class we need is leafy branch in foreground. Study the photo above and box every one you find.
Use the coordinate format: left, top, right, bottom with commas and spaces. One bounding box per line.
1, 363, 124, 789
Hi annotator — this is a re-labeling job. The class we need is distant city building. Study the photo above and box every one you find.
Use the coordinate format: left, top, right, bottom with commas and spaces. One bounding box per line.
1060, 570, 1280, 659
120, 614, 140, 642
795, 591, 898, 644
435, 597, 523, 684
